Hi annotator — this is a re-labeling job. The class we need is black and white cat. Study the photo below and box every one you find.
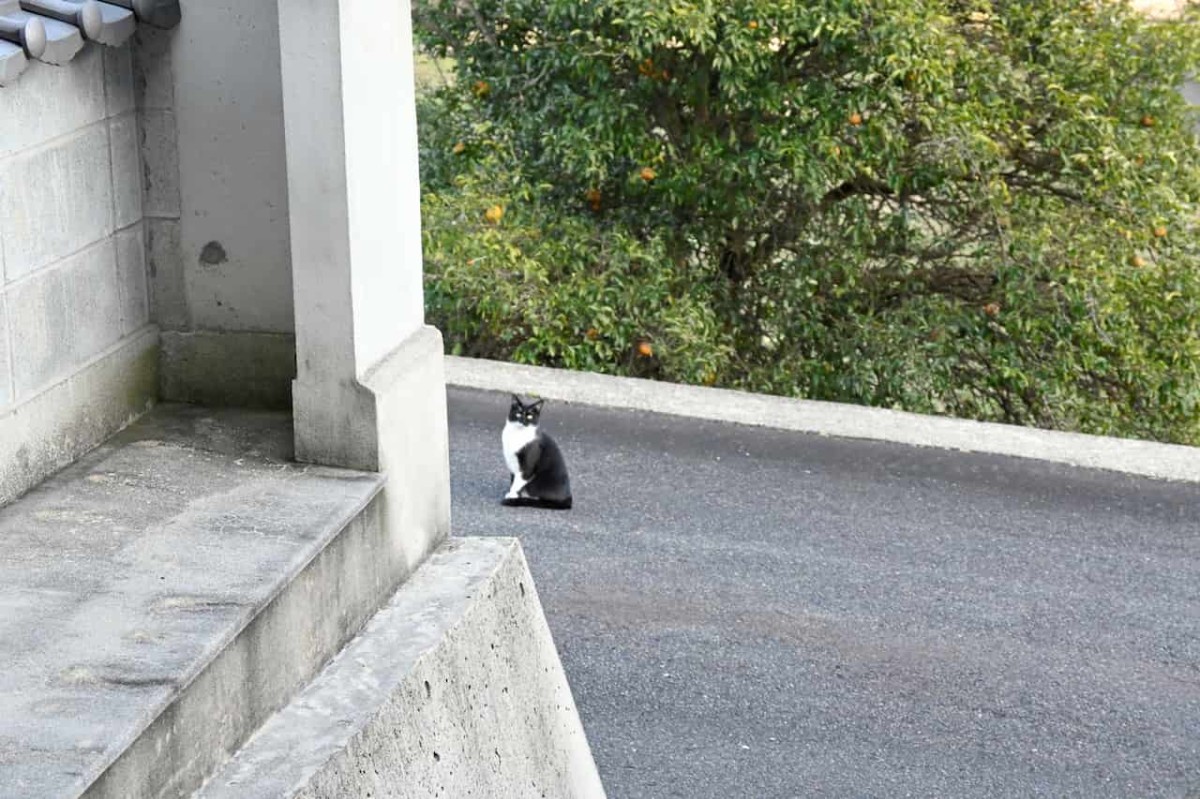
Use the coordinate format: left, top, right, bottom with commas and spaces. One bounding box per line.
502, 394, 573, 510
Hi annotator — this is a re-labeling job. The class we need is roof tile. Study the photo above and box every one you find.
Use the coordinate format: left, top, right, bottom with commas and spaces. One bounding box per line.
0, 0, 175, 86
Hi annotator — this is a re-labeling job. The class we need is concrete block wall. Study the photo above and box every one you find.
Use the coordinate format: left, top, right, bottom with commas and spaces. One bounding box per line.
0, 44, 157, 506
0, 45, 147, 397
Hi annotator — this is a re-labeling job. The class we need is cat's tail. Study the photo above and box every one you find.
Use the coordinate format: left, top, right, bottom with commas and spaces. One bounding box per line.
501, 496, 573, 511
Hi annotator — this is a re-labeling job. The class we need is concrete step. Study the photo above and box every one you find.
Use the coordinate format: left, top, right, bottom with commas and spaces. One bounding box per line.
195, 536, 605, 799
0, 404, 406, 799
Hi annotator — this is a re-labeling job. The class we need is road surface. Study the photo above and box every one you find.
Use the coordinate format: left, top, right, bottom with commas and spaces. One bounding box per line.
447, 387, 1200, 799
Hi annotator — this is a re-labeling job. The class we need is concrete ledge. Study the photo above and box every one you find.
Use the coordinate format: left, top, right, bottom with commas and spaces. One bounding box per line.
361, 324, 452, 575
197, 537, 605, 799
0, 404, 398, 798
294, 324, 451, 574
0, 325, 157, 507
445, 356, 1200, 484
159, 330, 296, 410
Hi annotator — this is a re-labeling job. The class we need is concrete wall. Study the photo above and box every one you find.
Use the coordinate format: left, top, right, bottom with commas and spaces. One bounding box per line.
0, 45, 157, 506
137, 0, 296, 408
197, 538, 606, 799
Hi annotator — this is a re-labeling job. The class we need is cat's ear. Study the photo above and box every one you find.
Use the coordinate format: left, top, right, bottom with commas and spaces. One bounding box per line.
530, 399, 545, 410
511, 393, 523, 407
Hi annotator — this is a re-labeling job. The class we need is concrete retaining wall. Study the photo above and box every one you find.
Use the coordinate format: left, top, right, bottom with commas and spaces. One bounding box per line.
0, 45, 156, 505
198, 537, 606, 799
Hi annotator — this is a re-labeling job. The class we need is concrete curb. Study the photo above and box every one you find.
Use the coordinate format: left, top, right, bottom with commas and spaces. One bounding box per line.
444, 356, 1200, 484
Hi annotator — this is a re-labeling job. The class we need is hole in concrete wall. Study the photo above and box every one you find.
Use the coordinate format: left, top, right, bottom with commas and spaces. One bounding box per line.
199, 240, 228, 266
433, 751, 440, 761
519, 582, 525, 597
424, 680, 431, 698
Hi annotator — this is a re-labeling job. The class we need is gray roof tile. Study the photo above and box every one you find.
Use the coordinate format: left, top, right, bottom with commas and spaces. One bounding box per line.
7, 7, 84, 65
0, 39, 27, 85
0, 0, 174, 85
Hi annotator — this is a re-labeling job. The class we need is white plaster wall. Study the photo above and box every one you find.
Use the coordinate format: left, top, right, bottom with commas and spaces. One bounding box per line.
0, 45, 150, 417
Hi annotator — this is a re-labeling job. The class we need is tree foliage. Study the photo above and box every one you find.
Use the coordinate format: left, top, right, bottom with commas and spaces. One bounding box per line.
415, 0, 1200, 444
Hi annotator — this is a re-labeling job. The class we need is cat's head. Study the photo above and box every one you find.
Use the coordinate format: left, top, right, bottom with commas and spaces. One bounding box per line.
508, 394, 545, 426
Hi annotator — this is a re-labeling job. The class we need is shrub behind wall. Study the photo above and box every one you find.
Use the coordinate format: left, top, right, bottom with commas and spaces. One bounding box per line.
417, 0, 1200, 445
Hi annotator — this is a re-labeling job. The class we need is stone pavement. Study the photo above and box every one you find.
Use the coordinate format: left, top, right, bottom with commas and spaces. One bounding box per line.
448, 387, 1200, 799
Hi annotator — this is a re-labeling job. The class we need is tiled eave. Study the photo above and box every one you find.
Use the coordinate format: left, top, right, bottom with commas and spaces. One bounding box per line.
0, 0, 178, 86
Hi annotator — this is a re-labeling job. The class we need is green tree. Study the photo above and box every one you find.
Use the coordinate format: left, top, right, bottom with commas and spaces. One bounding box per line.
416, 0, 1200, 444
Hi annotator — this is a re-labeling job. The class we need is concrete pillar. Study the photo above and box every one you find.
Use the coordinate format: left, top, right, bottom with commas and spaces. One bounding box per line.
277, 0, 450, 570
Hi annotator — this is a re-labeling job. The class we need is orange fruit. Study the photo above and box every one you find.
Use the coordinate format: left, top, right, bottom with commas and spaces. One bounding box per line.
849, 112, 863, 126
586, 327, 599, 340
472, 80, 490, 97
636, 341, 654, 357
983, 302, 1001, 317
1153, 226, 1168, 238
1140, 114, 1155, 128
452, 141, 466, 155
638, 58, 655, 76
748, 20, 759, 29
484, 205, 504, 224
1131, 255, 1147, 268
640, 167, 656, 182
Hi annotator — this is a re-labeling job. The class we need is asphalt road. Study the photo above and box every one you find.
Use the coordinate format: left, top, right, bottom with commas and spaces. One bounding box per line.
447, 387, 1200, 799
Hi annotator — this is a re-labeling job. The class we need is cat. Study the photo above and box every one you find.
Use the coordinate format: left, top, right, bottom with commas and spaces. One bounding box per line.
501, 394, 573, 510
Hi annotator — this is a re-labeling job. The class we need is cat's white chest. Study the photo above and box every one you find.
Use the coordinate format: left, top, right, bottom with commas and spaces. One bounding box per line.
502, 420, 537, 475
